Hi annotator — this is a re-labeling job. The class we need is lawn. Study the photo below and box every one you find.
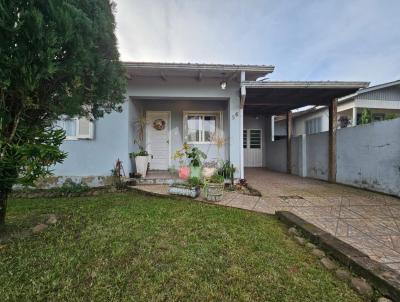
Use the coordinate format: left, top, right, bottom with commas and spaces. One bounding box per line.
0, 192, 363, 301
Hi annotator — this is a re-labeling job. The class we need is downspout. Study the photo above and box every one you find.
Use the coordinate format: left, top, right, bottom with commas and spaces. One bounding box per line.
240, 71, 246, 179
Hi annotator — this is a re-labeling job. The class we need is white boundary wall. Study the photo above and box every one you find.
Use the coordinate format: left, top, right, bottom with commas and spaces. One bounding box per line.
265, 118, 400, 197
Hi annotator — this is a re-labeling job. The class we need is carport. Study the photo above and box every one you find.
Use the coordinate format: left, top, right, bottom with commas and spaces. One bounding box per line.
239, 81, 369, 182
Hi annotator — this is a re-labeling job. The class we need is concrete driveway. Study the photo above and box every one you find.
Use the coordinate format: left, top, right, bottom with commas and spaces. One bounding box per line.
243, 168, 400, 273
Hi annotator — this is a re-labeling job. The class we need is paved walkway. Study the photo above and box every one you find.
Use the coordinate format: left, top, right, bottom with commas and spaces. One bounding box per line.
244, 168, 400, 273
135, 168, 400, 273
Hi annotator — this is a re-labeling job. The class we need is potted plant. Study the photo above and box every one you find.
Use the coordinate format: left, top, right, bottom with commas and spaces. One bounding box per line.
169, 177, 202, 198
173, 143, 190, 180
218, 160, 236, 186
202, 161, 218, 178
204, 173, 224, 202
129, 147, 149, 178
186, 146, 207, 178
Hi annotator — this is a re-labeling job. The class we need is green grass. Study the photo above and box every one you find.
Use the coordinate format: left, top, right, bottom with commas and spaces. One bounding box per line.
0, 192, 363, 301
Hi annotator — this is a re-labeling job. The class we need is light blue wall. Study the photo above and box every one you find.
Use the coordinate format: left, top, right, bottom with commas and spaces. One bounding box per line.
127, 77, 241, 176
131, 99, 229, 171
53, 76, 242, 178
53, 102, 130, 176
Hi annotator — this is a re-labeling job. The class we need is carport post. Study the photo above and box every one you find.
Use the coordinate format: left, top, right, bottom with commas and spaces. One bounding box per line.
328, 98, 338, 182
286, 111, 292, 174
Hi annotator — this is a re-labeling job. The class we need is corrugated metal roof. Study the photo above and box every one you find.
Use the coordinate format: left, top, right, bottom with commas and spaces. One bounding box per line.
338, 79, 400, 102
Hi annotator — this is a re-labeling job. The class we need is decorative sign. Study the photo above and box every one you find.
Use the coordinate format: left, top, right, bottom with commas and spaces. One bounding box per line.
153, 119, 166, 130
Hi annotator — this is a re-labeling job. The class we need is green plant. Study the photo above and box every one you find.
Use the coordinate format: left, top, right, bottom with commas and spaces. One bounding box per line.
186, 146, 207, 167
385, 113, 398, 120
187, 177, 203, 188
360, 109, 372, 125
0, 0, 126, 225
218, 160, 236, 185
208, 173, 224, 184
111, 159, 126, 190
129, 147, 149, 158
52, 179, 89, 194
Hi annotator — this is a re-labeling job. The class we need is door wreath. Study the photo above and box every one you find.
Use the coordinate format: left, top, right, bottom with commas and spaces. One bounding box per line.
153, 119, 166, 130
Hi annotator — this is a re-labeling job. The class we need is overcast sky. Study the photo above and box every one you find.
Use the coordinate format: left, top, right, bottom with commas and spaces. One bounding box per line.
115, 0, 400, 85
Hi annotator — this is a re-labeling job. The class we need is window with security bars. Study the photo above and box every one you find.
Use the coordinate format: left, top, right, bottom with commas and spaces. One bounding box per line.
243, 129, 261, 149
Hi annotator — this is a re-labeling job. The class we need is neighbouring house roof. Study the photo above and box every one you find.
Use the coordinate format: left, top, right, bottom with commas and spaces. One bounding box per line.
123, 61, 275, 81
338, 79, 400, 102
242, 81, 369, 115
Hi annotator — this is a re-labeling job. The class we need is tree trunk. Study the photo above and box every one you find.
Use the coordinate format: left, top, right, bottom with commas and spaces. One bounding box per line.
0, 190, 9, 226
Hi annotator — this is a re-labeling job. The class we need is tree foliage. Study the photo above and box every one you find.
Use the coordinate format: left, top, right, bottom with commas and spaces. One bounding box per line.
0, 0, 126, 224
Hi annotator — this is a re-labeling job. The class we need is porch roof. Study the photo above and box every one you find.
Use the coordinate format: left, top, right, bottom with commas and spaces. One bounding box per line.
242, 81, 370, 115
123, 61, 274, 81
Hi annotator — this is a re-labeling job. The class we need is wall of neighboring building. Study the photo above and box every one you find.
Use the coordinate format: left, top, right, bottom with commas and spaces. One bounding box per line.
293, 109, 329, 136
264, 118, 400, 196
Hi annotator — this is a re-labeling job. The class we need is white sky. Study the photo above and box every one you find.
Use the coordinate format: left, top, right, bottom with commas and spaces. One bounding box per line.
114, 0, 400, 85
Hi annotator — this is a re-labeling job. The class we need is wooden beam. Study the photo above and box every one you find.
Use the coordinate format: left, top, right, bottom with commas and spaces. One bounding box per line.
287, 111, 293, 174
328, 98, 337, 182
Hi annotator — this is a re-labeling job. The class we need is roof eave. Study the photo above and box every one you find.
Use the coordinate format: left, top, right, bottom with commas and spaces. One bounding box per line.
122, 61, 275, 74
242, 81, 370, 89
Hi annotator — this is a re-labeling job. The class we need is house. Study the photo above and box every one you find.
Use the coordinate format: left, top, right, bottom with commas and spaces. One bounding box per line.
274, 79, 400, 137
52, 62, 369, 186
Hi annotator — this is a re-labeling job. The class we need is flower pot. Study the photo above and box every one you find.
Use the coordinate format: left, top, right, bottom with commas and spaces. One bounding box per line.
205, 183, 224, 202
190, 165, 201, 178
202, 167, 216, 178
168, 185, 200, 198
135, 156, 148, 178
178, 166, 190, 180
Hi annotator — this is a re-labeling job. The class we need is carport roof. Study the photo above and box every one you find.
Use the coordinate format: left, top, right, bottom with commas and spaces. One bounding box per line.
243, 81, 370, 115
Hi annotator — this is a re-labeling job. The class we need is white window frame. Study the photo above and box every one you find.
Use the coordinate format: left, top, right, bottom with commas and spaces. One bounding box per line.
243, 129, 262, 150
183, 111, 223, 144
57, 116, 94, 141
305, 117, 322, 135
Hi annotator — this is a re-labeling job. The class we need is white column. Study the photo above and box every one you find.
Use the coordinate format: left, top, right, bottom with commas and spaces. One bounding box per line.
301, 134, 307, 177
352, 107, 357, 126
239, 108, 244, 179
271, 115, 275, 142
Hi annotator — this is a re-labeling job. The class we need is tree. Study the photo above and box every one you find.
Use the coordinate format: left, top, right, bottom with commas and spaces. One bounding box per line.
359, 108, 372, 125
0, 0, 126, 225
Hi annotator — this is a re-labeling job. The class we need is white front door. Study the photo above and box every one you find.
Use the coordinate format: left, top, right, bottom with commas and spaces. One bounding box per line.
146, 111, 170, 170
244, 129, 263, 167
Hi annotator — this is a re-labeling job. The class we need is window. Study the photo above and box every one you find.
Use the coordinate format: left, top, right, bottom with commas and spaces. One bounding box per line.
184, 112, 221, 143
372, 113, 385, 122
305, 117, 322, 135
243, 129, 262, 149
249, 129, 261, 149
56, 117, 94, 140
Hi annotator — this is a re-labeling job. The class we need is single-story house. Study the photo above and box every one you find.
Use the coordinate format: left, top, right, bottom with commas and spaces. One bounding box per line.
52, 62, 369, 186
274, 79, 400, 137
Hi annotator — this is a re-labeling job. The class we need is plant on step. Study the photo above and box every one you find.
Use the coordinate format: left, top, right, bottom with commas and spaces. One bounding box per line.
0, 0, 126, 225
129, 145, 149, 158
